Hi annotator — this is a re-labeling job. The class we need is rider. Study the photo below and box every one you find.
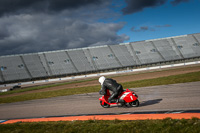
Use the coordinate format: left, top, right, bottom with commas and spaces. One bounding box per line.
98, 76, 123, 103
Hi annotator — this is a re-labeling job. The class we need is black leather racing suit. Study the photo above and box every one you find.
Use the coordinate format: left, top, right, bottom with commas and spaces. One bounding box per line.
99, 78, 123, 103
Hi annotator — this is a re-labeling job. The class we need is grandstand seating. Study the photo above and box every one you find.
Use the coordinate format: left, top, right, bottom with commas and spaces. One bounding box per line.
22, 54, 48, 78
193, 33, 200, 43
82, 48, 97, 71
192, 33, 200, 56
38, 53, 52, 76
130, 41, 165, 64
173, 35, 200, 58
87, 46, 122, 70
67, 49, 95, 72
0, 56, 30, 82
152, 39, 182, 61
109, 44, 137, 67
44, 51, 77, 76
188, 34, 200, 57
0, 70, 3, 83
124, 44, 141, 65
0, 33, 200, 83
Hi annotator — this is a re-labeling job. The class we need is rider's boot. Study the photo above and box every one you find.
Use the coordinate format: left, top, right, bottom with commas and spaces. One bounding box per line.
118, 99, 127, 107
109, 99, 118, 103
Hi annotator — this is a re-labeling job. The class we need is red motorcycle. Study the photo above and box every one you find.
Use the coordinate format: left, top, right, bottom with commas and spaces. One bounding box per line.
99, 89, 139, 108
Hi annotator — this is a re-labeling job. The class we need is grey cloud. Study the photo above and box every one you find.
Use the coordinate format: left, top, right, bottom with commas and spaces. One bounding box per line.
0, 14, 129, 56
131, 26, 153, 32
0, 0, 129, 56
122, 0, 167, 15
155, 24, 172, 28
122, 0, 191, 15
171, 0, 190, 6
140, 26, 149, 31
131, 24, 171, 32
0, 0, 105, 16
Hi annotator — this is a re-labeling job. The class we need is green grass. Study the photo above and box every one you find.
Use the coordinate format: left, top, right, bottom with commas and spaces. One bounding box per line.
1, 65, 199, 97
0, 71, 200, 104
0, 85, 99, 104
0, 118, 200, 133
0, 78, 98, 96
122, 71, 200, 89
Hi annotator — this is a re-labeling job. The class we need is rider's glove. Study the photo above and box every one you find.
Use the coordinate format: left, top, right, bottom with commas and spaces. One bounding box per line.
99, 90, 106, 95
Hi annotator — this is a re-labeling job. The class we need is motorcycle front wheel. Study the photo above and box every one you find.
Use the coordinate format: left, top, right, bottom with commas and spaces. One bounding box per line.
129, 99, 139, 107
100, 101, 110, 108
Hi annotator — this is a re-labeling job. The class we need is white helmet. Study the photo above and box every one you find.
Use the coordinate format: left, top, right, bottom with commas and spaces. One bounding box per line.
98, 76, 105, 85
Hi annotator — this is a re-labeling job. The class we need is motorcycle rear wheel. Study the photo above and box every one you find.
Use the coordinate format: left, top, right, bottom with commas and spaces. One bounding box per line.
129, 99, 139, 107
100, 101, 110, 108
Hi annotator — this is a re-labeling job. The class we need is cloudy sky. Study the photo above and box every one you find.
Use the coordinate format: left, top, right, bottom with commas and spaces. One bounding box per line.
0, 0, 199, 56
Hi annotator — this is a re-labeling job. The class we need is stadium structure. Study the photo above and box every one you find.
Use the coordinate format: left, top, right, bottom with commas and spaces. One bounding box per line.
0, 33, 200, 84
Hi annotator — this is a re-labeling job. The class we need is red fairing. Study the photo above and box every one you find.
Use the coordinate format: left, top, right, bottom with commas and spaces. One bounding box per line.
123, 92, 137, 103
99, 88, 139, 107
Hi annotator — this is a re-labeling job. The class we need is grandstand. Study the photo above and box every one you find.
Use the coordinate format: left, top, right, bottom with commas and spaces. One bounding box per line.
0, 33, 200, 84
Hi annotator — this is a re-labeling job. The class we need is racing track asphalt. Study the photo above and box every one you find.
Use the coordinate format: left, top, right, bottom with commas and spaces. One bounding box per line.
0, 81, 200, 120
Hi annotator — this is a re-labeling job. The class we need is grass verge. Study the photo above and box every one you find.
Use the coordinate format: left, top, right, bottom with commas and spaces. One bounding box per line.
0, 71, 200, 104
0, 78, 98, 96
1, 65, 199, 96
122, 71, 200, 88
0, 118, 200, 133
